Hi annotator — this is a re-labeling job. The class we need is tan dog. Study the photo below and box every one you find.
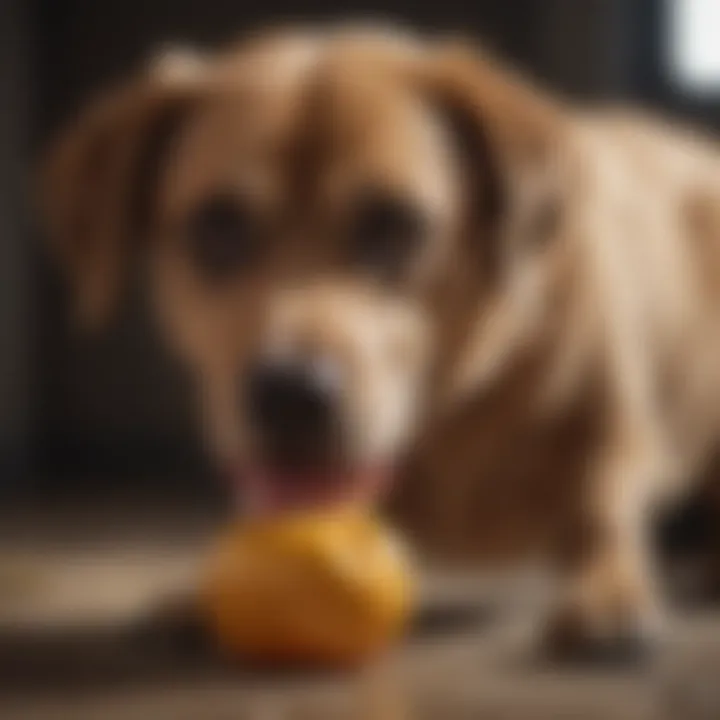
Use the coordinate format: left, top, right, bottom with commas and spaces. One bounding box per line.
41, 25, 720, 661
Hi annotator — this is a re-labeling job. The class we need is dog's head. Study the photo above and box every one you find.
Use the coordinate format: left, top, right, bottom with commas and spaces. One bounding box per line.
41, 27, 570, 512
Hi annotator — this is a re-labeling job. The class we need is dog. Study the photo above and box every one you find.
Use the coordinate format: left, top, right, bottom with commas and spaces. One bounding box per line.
40, 24, 720, 662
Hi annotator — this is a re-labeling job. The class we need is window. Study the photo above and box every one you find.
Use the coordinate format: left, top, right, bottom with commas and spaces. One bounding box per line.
669, 0, 720, 96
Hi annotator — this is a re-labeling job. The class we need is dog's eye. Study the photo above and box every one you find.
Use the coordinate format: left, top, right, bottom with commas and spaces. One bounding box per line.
347, 193, 427, 279
187, 195, 262, 281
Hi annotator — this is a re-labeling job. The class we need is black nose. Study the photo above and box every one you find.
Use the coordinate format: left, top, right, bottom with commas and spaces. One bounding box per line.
246, 359, 339, 463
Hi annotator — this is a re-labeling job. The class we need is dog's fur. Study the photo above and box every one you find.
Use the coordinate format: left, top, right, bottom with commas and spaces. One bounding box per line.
41, 26, 720, 658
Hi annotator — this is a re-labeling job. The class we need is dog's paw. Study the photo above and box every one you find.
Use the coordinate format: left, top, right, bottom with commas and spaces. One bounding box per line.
541, 601, 662, 668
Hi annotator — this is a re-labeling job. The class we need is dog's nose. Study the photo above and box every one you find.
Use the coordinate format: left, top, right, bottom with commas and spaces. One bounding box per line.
246, 358, 340, 462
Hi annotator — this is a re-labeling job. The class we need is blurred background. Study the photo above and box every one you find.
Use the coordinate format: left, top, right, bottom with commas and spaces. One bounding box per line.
1, 1, 720, 717
0, 0, 717, 503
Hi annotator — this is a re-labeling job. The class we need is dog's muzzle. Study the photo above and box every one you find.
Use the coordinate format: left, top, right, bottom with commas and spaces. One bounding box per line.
245, 356, 343, 472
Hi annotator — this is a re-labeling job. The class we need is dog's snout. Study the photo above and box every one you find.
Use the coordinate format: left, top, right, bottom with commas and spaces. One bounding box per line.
246, 358, 341, 463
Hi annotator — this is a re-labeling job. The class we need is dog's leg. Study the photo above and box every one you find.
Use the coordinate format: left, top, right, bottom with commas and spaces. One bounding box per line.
544, 432, 666, 665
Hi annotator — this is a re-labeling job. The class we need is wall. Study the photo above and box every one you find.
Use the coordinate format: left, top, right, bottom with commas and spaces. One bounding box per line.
0, 0, 31, 491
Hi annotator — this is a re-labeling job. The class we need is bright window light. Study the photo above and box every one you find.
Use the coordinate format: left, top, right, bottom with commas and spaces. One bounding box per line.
669, 0, 720, 94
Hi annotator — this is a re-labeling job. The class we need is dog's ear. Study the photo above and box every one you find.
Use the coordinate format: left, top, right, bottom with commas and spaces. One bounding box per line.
414, 42, 574, 405
39, 57, 206, 329
421, 41, 569, 275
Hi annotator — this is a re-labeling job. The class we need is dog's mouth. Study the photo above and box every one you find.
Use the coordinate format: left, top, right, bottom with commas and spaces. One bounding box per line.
229, 464, 392, 515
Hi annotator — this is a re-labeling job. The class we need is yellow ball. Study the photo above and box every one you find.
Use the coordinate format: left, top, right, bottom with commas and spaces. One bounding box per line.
201, 510, 415, 667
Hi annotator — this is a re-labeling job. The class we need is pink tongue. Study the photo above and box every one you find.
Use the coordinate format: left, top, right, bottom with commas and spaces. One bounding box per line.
234, 468, 389, 516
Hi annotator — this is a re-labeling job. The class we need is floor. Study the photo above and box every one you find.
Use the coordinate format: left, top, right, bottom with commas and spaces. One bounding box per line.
1, 499, 719, 720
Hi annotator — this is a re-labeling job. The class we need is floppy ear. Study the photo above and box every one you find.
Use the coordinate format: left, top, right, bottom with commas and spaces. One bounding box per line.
40, 58, 204, 329
422, 41, 570, 273
416, 42, 575, 406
